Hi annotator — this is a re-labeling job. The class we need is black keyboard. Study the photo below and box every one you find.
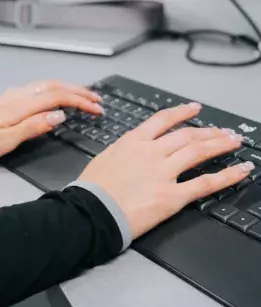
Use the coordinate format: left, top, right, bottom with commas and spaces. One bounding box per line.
51, 75, 261, 243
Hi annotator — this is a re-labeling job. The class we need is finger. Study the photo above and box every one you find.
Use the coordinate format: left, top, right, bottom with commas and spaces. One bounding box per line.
24, 80, 101, 102
155, 127, 231, 157
166, 133, 244, 176
9, 110, 66, 144
133, 102, 202, 140
0, 89, 104, 127
177, 161, 255, 207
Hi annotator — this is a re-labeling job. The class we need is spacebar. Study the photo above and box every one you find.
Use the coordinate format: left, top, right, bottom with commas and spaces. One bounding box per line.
60, 130, 106, 156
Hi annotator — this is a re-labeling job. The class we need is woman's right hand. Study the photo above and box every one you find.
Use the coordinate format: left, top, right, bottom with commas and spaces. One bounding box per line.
79, 103, 255, 239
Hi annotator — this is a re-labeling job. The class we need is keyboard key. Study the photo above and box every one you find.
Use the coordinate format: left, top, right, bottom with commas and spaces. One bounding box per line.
66, 120, 78, 130
105, 123, 128, 135
249, 165, 261, 182
214, 188, 234, 201
225, 158, 241, 168
96, 133, 117, 145
124, 104, 144, 115
137, 109, 154, 120
132, 106, 147, 116
51, 125, 68, 137
195, 197, 217, 211
60, 130, 105, 156
81, 115, 98, 126
97, 118, 114, 129
204, 121, 218, 128
247, 222, 261, 241
111, 98, 129, 109
210, 205, 238, 223
236, 148, 261, 167
187, 117, 205, 127
137, 97, 148, 106
247, 201, 261, 219
233, 177, 252, 191
129, 119, 142, 129
74, 123, 89, 134
78, 111, 92, 120
147, 101, 162, 111
64, 107, 77, 120
109, 110, 126, 121
112, 88, 124, 97
254, 142, 261, 152
125, 93, 136, 102
243, 136, 255, 148
82, 127, 104, 140
228, 212, 258, 232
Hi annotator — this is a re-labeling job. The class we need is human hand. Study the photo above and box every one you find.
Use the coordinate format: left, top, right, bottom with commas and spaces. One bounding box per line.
0, 80, 103, 157
79, 103, 255, 239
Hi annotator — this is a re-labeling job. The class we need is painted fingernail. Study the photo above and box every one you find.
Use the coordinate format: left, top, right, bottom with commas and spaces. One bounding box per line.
94, 104, 106, 115
221, 128, 237, 136
188, 102, 202, 110
229, 133, 244, 142
239, 161, 255, 173
91, 92, 102, 101
46, 110, 66, 127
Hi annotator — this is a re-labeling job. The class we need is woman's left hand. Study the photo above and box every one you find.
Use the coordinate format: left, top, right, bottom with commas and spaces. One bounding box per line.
0, 80, 103, 157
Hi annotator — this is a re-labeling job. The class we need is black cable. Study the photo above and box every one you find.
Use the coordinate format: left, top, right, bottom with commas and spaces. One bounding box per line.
159, 0, 261, 67
228, 0, 261, 39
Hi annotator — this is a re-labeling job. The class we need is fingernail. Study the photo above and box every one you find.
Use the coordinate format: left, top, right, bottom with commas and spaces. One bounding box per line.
46, 110, 66, 127
239, 161, 255, 173
229, 133, 244, 142
94, 104, 106, 115
221, 128, 237, 136
91, 92, 102, 101
188, 102, 202, 110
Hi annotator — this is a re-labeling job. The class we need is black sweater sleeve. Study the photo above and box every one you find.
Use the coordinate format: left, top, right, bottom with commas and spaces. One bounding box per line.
0, 186, 123, 307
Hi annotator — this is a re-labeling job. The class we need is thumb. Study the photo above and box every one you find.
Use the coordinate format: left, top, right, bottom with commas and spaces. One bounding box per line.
11, 110, 66, 143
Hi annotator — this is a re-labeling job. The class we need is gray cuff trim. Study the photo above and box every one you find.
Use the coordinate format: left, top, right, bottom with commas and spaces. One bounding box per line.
64, 180, 132, 252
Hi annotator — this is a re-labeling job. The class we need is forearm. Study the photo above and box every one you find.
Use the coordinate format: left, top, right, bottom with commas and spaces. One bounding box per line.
0, 186, 128, 307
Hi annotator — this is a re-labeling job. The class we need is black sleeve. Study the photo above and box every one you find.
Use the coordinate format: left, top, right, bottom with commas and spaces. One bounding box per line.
0, 186, 123, 307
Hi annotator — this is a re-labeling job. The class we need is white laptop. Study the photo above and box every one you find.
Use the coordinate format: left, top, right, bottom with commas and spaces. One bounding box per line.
0, 26, 148, 56
0, 0, 163, 56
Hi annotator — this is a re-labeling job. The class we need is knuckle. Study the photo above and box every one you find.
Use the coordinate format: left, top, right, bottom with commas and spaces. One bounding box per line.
191, 142, 206, 158
211, 127, 221, 135
48, 90, 66, 102
178, 127, 194, 140
45, 80, 63, 90
154, 109, 172, 122
200, 174, 215, 193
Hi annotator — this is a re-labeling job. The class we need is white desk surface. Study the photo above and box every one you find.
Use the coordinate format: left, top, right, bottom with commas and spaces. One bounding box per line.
1, 39, 260, 307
